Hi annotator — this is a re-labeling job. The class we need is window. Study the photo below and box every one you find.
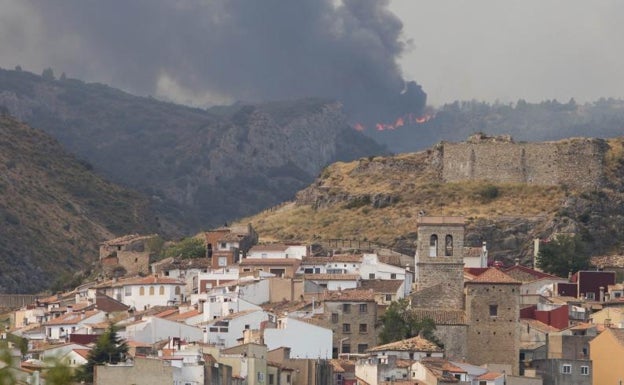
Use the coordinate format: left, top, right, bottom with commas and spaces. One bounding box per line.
220, 242, 227, 249
304, 268, 314, 274
489, 304, 498, 317
369, 273, 375, 279
139, 287, 145, 296
159, 286, 165, 295
343, 304, 351, 313
445, 235, 453, 256
580, 366, 589, 375
342, 344, 351, 353
175, 286, 181, 295
286, 374, 291, 383
149, 286, 155, 295
615, 292, 622, 298
125, 286, 132, 296
385, 294, 392, 301
359, 323, 368, 333
359, 303, 368, 313
268, 374, 275, 385
218, 257, 227, 267
429, 234, 438, 257
357, 344, 368, 353
331, 313, 339, 323
390, 273, 397, 279
561, 364, 571, 374
586, 292, 595, 300
343, 323, 351, 333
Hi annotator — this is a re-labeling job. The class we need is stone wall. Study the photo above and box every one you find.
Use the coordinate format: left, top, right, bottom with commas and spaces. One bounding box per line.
465, 282, 521, 375
441, 135, 608, 190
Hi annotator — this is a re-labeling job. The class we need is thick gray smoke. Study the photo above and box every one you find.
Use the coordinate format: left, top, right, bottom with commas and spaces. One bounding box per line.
0, 0, 426, 124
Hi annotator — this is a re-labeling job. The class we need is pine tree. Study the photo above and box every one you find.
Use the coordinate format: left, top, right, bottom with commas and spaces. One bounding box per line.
77, 323, 128, 383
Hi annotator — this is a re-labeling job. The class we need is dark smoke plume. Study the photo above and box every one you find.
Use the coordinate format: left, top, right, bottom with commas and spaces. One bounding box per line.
6, 0, 426, 124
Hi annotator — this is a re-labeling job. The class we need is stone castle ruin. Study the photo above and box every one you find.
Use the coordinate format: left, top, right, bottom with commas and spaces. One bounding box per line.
439, 133, 608, 190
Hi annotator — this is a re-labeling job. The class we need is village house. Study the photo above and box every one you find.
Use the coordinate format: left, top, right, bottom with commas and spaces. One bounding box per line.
119, 314, 204, 345
267, 346, 334, 385
205, 224, 258, 269
321, 289, 378, 357
43, 310, 106, 341
239, 257, 301, 278
359, 279, 405, 305
531, 323, 595, 385
151, 257, 212, 296
589, 327, 624, 385
264, 315, 333, 359
93, 275, 185, 310
355, 336, 444, 385
247, 243, 308, 259
201, 309, 270, 348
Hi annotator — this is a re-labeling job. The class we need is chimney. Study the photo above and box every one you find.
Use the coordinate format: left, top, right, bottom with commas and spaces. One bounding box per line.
66, 305, 73, 314
515, 258, 520, 266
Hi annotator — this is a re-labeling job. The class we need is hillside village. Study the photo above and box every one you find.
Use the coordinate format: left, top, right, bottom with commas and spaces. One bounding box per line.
2, 217, 624, 385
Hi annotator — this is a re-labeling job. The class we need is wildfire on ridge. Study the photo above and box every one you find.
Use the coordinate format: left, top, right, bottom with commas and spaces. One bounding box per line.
352, 112, 435, 131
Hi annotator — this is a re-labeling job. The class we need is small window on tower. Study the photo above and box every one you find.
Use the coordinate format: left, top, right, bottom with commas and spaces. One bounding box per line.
445, 235, 453, 256
489, 304, 498, 317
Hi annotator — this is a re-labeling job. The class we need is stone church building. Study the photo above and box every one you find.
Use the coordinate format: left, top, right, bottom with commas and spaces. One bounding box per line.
410, 216, 521, 375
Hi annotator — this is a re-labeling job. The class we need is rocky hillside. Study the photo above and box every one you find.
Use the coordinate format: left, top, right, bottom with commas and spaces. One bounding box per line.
0, 68, 385, 233
240, 135, 624, 264
0, 115, 157, 293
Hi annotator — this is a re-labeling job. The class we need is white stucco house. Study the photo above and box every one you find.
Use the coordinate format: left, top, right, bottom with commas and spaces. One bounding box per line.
120, 316, 204, 344
201, 309, 270, 348
94, 276, 185, 310
247, 243, 308, 260
44, 310, 106, 341
264, 316, 332, 359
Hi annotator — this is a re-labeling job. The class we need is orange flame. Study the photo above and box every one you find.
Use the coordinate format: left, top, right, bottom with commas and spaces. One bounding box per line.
352, 112, 435, 131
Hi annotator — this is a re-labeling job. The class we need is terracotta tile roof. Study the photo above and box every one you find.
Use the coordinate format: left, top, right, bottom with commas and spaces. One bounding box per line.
45, 310, 101, 326
72, 349, 91, 359
477, 371, 503, 380
502, 265, 562, 281
417, 216, 464, 226
249, 244, 289, 253
301, 255, 363, 265
416, 358, 464, 382
154, 309, 179, 318
305, 274, 360, 281
324, 289, 375, 302
360, 280, 403, 293
239, 258, 301, 266
520, 318, 561, 333
367, 336, 443, 353
466, 267, 520, 284
603, 328, 624, 347
330, 359, 356, 373
127, 340, 152, 348
464, 268, 489, 279
165, 309, 201, 321
410, 308, 466, 325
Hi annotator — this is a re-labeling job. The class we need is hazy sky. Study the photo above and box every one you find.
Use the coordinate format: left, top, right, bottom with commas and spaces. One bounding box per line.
390, 0, 624, 105
0, 0, 622, 110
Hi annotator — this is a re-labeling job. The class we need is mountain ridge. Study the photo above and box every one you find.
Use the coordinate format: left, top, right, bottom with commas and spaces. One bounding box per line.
0, 67, 386, 234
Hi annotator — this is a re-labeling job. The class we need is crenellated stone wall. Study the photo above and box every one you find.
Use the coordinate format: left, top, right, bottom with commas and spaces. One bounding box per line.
441, 134, 608, 190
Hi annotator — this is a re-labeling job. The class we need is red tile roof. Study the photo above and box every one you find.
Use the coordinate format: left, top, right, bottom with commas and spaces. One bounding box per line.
367, 336, 443, 353
45, 310, 101, 326
239, 258, 300, 266
305, 274, 360, 281
466, 267, 520, 285
324, 289, 375, 302
417, 216, 464, 226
